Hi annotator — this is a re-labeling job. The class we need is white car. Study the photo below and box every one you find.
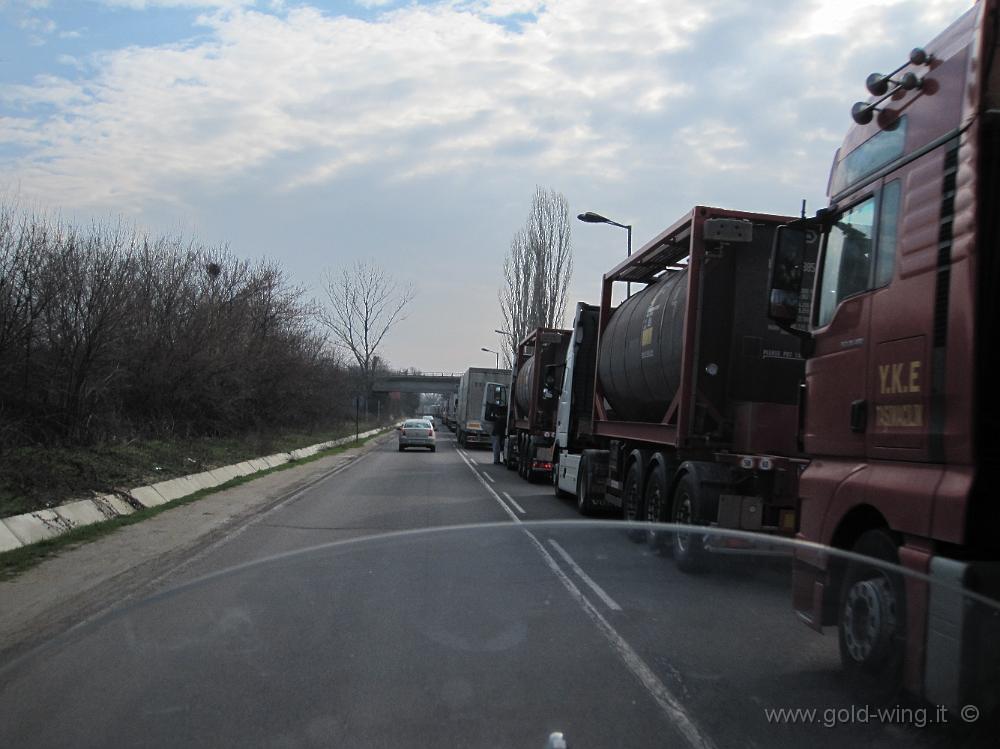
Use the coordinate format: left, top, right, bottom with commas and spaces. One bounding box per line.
398, 419, 436, 452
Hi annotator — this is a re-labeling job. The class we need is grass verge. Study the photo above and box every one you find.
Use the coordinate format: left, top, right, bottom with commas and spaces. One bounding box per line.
0, 430, 388, 580
0, 422, 382, 518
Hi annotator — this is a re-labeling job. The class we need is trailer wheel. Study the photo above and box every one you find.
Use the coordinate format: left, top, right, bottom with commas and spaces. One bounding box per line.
837, 530, 905, 697
622, 462, 646, 543
576, 453, 596, 516
671, 473, 708, 572
644, 461, 670, 555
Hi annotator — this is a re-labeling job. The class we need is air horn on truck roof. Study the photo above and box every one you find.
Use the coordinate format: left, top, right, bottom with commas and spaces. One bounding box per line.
851, 47, 933, 125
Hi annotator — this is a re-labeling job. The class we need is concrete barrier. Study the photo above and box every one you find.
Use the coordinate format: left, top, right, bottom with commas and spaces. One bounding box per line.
129, 486, 168, 509
3, 510, 72, 545
54, 500, 107, 529
187, 471, 221, 491
263, 454, 290, 469
0, 427, 391, 553
92, 494, 136, 518
0, 521, 23, 553
208, 465, 242, 485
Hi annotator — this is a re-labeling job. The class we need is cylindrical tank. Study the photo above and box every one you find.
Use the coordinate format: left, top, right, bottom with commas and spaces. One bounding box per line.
597, 268, 688, 422
515, 354, 537, 414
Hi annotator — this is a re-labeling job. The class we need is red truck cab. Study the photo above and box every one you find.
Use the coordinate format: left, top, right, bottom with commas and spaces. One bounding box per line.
774, 1, 1000, 708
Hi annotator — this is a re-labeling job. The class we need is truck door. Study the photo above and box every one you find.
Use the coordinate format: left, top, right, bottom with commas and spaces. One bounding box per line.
805, 195, 878, 456
807, 178, 916, 458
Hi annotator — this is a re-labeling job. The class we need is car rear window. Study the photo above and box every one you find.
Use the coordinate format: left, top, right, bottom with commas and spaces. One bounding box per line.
404, 420, 430, 428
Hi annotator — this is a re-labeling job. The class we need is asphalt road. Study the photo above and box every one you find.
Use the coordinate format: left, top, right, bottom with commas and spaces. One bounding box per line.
0, 426, 991, 748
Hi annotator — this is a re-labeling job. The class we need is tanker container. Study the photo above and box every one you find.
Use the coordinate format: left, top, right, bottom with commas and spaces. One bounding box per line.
505, 329, 572, 480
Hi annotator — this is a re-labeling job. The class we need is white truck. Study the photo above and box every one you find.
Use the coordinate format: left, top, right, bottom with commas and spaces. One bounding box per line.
455, 367, 510, 448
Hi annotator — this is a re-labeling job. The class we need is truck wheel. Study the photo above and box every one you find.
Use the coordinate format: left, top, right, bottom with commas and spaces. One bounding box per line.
671, 473, 708, 572
644, 461, 670, 554
838, 530, 905, 697
576, 453, 596, 516
622, 462, 646, 543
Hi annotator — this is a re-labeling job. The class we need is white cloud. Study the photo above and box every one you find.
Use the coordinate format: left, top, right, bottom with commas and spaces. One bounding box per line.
2, 1, 718, 210
0, 0, 977, 218
96, 0, 253, 8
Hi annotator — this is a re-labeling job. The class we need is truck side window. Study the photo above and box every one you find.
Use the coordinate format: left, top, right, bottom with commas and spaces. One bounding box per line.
817, 196, 876, 327
874, 180, 901, 288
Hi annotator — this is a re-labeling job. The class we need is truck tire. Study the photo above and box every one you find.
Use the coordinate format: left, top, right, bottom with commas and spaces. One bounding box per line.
671, 472, 708, 572
837, 529, 905, 697
576, 453, 596, 516
644, 460, 670, 554
622, 461, 646, 543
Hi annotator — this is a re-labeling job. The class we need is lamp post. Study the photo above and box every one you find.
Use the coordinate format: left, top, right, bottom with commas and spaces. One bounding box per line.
481, 347, 500, 368
577, 211, 633, 296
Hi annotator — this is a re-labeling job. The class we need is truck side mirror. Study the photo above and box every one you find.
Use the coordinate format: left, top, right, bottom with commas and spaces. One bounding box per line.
768, 225, 807, 325
767, 222, 819, 354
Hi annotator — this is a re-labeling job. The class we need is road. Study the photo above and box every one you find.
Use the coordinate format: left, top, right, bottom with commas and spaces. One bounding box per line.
0, 426, 988, 748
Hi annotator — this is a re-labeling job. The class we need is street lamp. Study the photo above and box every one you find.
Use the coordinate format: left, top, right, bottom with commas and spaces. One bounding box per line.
481, 347, 500, 368
577, 211, 633, 296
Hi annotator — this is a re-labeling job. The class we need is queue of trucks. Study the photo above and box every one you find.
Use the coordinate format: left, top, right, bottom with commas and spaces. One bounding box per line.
444, 2, 1000, 712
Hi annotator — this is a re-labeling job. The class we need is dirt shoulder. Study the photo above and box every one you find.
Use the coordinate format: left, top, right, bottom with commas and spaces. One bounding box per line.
0, 432, 392, 663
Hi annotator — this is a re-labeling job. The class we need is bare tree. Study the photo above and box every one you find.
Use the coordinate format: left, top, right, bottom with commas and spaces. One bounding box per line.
498, 186, 573, 363
319, 260, 415, 397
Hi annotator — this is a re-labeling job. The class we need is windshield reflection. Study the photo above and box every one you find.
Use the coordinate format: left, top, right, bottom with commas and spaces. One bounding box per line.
1, 522, 997, 749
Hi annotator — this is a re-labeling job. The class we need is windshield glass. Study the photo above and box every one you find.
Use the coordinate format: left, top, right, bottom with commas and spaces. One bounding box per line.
2, 523, 997, 748
2, 4, 994, 748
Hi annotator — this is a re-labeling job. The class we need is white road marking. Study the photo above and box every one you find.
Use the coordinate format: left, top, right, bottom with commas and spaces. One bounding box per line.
502, 491, 526, 515
483, 472, 496, 484
456, 450, 519, 522
454, 450, 715, 749
547, 539, 622, 611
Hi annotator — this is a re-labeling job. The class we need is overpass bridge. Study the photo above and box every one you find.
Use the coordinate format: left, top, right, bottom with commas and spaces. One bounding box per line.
370, 372, 462, 394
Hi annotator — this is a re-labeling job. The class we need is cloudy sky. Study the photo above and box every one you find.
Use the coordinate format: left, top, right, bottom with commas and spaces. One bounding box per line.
0, 0, 973, 373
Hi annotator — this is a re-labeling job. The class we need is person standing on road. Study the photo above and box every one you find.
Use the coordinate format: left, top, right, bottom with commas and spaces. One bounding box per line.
492, 432, 503, 464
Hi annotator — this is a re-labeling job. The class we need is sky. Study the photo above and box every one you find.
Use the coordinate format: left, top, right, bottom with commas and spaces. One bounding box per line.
0, 0, 974, 373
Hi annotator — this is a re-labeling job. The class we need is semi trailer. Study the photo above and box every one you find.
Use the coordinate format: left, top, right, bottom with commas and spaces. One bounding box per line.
504, 328, 573, 481
455, 367, 511, 447
550, 208, 815, 572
